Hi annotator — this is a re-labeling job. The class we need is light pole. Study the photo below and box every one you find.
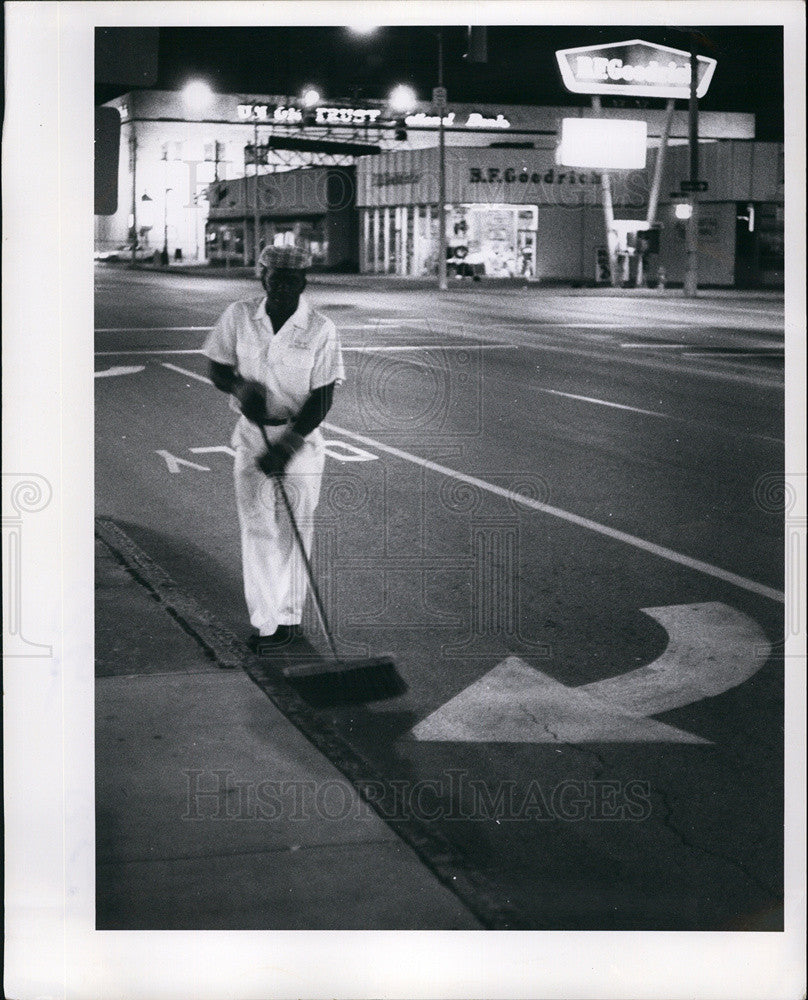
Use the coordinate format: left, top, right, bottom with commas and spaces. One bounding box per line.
129, 129, 138, 268
181, 80, 214, 262
162, 187, 172, 266
253, 117, 261, 266
435, 30, 449, 291
140, 192, 154, 253
388, 85, 418, 276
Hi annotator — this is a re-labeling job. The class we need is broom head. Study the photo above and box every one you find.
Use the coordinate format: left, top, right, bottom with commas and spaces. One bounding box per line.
282, 655, 406, 706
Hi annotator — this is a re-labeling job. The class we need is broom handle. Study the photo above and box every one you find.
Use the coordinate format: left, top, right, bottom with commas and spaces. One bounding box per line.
258, 423, 340, 661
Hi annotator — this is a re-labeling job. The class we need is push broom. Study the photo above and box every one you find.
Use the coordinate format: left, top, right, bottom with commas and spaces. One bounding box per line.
257, 423, 406, 707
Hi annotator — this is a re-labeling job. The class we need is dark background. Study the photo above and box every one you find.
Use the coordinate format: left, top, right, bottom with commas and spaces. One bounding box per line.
95, 25, 785, 141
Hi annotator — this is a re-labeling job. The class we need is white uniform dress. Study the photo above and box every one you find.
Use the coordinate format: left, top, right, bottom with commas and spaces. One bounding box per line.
204, 295, 344, 636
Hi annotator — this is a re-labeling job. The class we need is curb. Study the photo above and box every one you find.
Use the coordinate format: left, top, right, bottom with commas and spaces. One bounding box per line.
95, 516, 518, 930
96, 517, 244, 669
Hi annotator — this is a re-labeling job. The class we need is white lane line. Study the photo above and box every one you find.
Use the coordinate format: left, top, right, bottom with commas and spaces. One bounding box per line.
96, 326, 212, 333
535, 387, 784, 444
156, 360, 784, 595
684, 350, 784, 358
155, 354, 783, 445
160, 362, 213, 385
339, 320, 424, 328
97, 345, 513, 358
94, 365, 146, 378
501, 339, 783, 390
322, 421, 785, 605
96, 349, 206, 356
620, 342, 685, 349
342, 344, 516, 353
536, 388, 665, 417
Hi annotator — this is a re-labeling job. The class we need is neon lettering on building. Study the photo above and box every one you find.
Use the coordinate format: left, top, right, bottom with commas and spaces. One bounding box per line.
403, 111, 511, 129
405, 112, 457, 128
468, 166, 602, 184
314, 107, 383, 126
465, 113, 510, 129
236, 103, 381, 125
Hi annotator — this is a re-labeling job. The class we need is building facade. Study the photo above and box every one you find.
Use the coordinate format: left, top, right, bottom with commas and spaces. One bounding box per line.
95, 88, 781, 286
355, 139, 783, 286
204, 166, 358, 270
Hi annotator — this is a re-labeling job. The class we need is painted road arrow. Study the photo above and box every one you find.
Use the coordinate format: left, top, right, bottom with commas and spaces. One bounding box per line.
155, 450, 211, 474
410, 603, 771, 744
94, 365, 146, 378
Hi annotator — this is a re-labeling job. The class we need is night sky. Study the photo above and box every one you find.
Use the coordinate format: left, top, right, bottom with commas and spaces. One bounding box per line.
96, 24, 785, 141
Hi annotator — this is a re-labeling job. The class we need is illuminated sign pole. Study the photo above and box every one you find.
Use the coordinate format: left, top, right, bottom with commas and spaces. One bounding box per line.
556, 39, 716, 291
253, 117, 260, 266
129, 130, 138, 268
640, 96, 675, 287
589, 96, 620, 285
684, 40, 700, 297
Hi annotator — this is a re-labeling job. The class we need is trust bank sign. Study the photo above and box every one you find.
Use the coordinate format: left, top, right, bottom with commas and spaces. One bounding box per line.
556, 39, 717, 100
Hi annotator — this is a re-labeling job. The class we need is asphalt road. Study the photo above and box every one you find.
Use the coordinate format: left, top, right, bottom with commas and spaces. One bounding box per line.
95, 266, 786, 930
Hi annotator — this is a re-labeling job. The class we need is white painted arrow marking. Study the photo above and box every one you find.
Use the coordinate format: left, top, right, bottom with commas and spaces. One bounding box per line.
156, 451, 211, 474
94, 365, 145, 378
579, 603, 771, 716
410, 603, 771, 744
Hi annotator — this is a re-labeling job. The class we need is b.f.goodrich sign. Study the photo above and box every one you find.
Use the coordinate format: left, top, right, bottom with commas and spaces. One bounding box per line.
469, 166, 602, 185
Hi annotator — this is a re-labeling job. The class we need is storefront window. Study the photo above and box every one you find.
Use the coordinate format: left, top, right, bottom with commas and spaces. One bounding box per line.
204, 223, 245, 264
445, 204, 538, 278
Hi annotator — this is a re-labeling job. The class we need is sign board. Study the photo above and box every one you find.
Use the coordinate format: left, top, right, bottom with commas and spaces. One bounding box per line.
556, 39, 717, 100
680, 179, 709, 192
238, 103, 383, 126
558, 118, 647, 170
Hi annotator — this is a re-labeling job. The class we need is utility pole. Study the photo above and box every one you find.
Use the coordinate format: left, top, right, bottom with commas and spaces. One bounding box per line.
163, 188, 171, 264
437, 29, 448, 292
252, 120, 262, 266
683, 38, 700, 297
129, 128, 138, 267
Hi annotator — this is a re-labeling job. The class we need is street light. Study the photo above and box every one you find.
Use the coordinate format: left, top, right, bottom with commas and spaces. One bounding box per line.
346, 22, 378, 35
181, 80, 215, 262
182, 79, 214, 117
388, 84, 417, 115
301, 87, 321, 107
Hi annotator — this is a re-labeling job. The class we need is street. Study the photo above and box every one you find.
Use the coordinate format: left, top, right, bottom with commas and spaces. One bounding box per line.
95, 267, 785, 930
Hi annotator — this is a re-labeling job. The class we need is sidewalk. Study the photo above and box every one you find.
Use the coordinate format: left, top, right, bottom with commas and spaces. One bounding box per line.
95, 523, 481, 930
